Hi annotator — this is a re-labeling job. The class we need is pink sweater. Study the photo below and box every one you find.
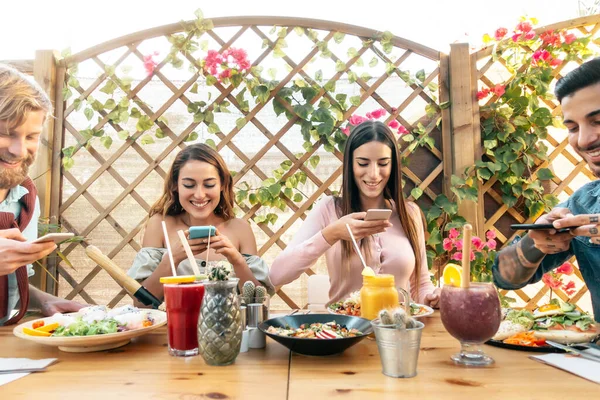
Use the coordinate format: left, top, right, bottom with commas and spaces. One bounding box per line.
269, 196, 435, 304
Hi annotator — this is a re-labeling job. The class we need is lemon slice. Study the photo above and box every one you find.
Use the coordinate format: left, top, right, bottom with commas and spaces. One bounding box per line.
361, 266, 376, 276
443, 263, 463, 286
159, 275, 206, 284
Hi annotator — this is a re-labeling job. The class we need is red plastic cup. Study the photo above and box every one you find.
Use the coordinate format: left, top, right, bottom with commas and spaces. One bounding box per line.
163, 282, 205, 356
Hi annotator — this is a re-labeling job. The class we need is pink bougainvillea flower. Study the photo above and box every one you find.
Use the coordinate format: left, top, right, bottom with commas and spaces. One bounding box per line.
365, 112, 373, 119
486, 230, 496, 240
390, 107, 398, 114
449, 228, 460, 239
532, 50, 553, 65
494, 27, 508, 41
443, 238, 454, 251
524, 30, 536, 40
477, 88, 490, 100
451, 252, 462, 261
341, 127, 350, 136
550, 58, 562, 67
388, 120, 400, 129
456, 239, 463, 251
491, 84, 505, 97
397, 125, 409, 135
470, 251, 476, 261
516, 21, 533, 33
349, 114, 367, 126
370, 108, 387, 119
563, 280, 576, 295
472, 236, 485, 251
563, 32, 577, 45
557, 262, 574, 275
542, 272, 563, 290
540, 30, 561, 47
143, 52, 159, 76
511, 33, 521, 42
486, 239, 497, 250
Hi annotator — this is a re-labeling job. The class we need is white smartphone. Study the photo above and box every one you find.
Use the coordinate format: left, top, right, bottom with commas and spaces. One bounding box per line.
31, 233, 75, 244
364, 209, 392, 221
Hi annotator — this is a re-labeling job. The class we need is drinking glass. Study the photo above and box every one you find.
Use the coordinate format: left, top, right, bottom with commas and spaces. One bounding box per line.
440, 283, 501, 366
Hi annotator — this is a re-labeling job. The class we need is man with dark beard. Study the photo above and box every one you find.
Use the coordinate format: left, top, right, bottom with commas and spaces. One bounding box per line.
493, 58, 600, 322
0, 64, 84, 326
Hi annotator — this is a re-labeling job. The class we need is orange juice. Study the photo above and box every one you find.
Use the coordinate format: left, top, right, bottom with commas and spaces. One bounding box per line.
360, 274, 399, 320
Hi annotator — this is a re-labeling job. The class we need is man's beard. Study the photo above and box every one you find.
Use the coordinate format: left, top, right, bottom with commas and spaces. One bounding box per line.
0, 152, 34, 189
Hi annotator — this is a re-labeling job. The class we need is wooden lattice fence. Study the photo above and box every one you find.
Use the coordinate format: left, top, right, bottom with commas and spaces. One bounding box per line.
7, 14, 600, 313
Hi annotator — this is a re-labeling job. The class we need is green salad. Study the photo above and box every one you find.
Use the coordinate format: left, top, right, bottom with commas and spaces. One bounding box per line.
52, 318, 119, 336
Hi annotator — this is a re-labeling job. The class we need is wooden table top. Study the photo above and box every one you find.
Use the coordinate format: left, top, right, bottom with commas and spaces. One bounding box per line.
1, 314, 597, 399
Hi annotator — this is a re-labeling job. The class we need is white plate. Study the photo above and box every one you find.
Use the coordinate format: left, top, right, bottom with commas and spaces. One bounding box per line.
13, 309, 166, 352
327, 303, 434, 318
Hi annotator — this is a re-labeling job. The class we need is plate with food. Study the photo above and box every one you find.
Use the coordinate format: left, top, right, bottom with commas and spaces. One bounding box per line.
13, 305, 166, 352
327, 291, 433, 318
259, 314, 372, 356
486, 300, 598, 352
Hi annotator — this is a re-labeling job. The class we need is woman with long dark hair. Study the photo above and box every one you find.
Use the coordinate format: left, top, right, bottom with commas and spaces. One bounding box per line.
128, 143, 272, 300
270, 121, 439, 307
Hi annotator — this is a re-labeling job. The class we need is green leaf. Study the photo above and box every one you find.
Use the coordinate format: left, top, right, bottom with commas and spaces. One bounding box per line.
206, 75, 217, 86
100, 80, 117, 95
190, 82, 199, 94
280, 160, 292, 170
411, 187, 423, 199
155, 128, 166, 139
117, 130, 129, 140
537, 168, 554, 180
100, 136, 113, 149
62, 157, 74, 171
415, 69, 426, 83
185, 132, 198, 142
248, 193, 258, 205
136, 115, 153, 132
294, 104, 313, 120
314, 69, 323, 82
333, 32, 345, 43
83, 108, 94, 121
104, 99, 116, 110
255, 85, 270, 104
294, 26, 305, 36
207, 123, 220, 134
335, 60, 346, 72
236, 117, 247, 130
369, 57, 379, 67
349, 96, 361, 106
309, 155, 320, 169
140, 134, 155, 145
293, 193, 303, 202
205, 138, 216, 149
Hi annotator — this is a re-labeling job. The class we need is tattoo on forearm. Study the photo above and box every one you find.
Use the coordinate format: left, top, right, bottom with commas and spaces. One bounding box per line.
499, 235, 545, 285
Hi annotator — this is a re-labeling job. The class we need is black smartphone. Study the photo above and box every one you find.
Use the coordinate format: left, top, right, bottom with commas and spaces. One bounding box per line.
510, 224, 573, 233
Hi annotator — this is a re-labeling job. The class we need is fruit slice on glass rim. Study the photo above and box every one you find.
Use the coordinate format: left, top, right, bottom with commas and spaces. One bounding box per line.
443, 263, 463, 286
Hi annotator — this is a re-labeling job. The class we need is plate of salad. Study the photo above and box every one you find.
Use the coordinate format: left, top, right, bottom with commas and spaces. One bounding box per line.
13, 305, 166, 352
486, 300, 598, 352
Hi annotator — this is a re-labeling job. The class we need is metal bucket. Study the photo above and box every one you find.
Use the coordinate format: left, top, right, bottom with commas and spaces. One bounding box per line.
371, 319, 424, 378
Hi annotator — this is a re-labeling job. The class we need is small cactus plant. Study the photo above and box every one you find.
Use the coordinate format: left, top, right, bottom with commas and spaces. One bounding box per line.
240, 281, 269, 305
379, 307, 416, 330
208, 263, 231, 281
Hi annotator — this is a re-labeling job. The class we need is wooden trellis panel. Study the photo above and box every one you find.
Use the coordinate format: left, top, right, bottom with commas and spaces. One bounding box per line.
473, 14, 600, 311
48, 17, 448, 310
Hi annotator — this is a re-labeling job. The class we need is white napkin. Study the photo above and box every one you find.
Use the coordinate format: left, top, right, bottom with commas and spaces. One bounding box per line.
0, 358, 57, 387
530, 348, 600, 384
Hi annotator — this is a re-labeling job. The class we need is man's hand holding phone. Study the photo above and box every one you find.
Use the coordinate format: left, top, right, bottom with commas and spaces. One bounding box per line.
554, 213, 600, 244
0, 228, 57, 276
522, 208, 576, 254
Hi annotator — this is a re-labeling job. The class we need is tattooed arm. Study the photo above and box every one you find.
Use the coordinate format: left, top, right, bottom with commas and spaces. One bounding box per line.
493, 208, 575, 289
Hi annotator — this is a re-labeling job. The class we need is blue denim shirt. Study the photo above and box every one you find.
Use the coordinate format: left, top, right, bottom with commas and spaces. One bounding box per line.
493, 180, 600, 322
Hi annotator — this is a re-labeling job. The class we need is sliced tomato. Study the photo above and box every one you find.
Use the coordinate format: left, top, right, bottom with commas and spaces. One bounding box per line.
32, 320, 44, 329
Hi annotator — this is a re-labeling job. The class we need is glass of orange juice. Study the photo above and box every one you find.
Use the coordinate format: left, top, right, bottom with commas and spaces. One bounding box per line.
360, 274, 399, 320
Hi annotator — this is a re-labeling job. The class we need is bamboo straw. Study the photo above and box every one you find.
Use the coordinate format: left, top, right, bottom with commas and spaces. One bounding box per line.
177, 230, 201, 276
460, 224, 472, 288
161, 220, 177, 276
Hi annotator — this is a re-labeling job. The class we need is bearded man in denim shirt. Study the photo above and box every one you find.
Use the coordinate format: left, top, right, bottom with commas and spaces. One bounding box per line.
493, 58, 600, 322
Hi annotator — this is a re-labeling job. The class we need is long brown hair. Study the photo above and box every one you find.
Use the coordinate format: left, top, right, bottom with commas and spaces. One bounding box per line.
335, 120, 422, 298
149, 143, 235, 220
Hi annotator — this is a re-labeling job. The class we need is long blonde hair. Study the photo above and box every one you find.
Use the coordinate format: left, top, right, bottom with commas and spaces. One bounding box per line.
335, 121, 422, 299
0, 64, 52, 131
149, 143, 235, 220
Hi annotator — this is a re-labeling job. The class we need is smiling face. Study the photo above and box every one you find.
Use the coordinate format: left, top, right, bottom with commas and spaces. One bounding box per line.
352, 140, 392, 203
177, 160, 222, 222
0, 110, 44, 189
562, 83, 600, 178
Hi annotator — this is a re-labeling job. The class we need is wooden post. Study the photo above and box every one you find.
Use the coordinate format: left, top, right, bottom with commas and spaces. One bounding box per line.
448, 43, 484, 237
30, 50, 59, 292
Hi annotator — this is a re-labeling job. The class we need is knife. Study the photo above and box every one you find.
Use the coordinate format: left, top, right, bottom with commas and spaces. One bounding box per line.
546, 340, 600, 363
